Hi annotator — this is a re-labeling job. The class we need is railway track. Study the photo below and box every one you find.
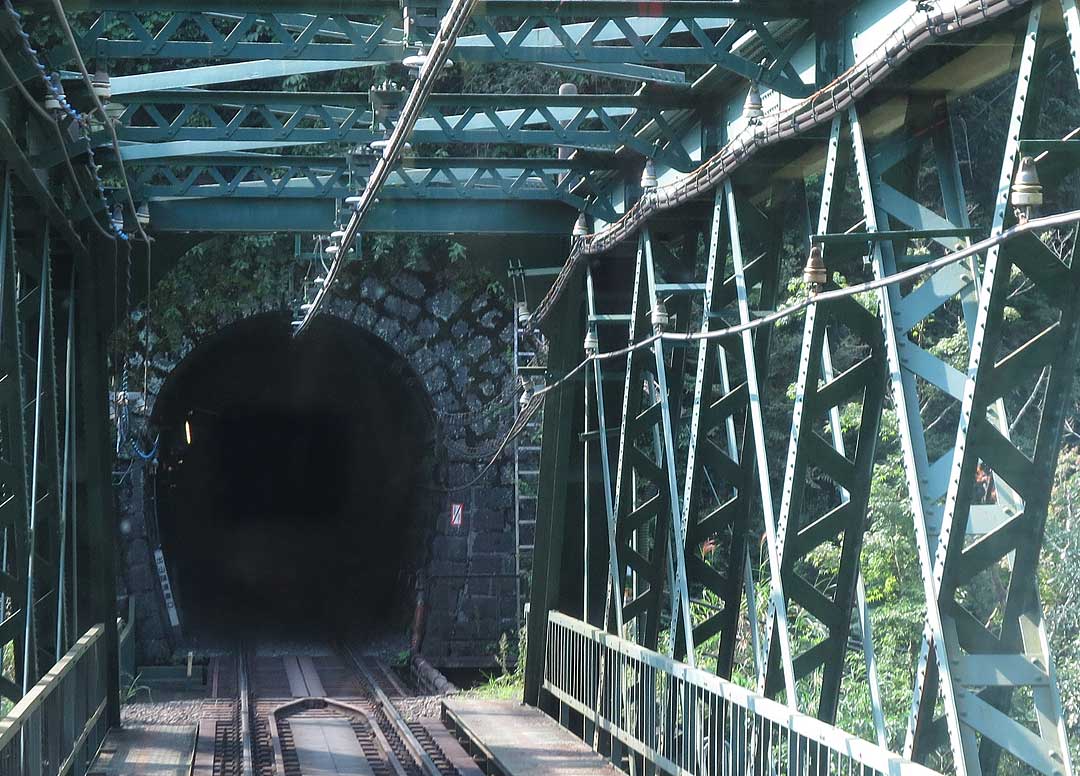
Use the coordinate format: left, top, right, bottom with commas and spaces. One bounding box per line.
190, 641, 475, 776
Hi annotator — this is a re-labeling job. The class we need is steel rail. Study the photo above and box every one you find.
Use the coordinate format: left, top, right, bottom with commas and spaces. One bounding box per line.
239, 642, 254, 776
532, 0, 1031, 324
341, 643, 444, 776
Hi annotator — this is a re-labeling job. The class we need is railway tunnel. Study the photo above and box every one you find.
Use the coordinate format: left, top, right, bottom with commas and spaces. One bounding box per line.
148, 312, 439, 640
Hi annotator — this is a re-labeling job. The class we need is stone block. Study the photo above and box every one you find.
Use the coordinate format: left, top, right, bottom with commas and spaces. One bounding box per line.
394, 273, 426, 300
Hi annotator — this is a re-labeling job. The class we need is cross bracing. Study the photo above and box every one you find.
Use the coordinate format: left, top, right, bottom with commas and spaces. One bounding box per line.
0, 0, 1076, 774
38, 3, 814, 93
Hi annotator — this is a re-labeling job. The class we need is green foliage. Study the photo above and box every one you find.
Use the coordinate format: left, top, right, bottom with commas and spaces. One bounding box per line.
120, 672, 152, 705
467, 628, 526, 700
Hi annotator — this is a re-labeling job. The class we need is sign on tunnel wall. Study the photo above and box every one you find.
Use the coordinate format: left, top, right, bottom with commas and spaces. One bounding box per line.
154, 547, 181, 629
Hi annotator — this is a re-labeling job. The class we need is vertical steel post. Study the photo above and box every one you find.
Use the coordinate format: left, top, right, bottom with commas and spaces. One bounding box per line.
524, 276, 583, 707
77, 235, 121, 727
0, 166, 28, 704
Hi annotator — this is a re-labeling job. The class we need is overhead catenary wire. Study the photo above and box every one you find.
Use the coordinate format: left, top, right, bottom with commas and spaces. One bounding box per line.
293, 0, 478, 336
531, 0, 1031, 325
445, 210, 1080, 489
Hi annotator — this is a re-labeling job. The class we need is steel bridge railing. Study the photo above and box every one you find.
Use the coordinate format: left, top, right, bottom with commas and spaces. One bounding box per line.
544, 611, 940, 776
0, 624, 108, 776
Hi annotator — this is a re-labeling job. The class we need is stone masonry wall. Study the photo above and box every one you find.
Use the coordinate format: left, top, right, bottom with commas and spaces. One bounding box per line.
116, 263, 521, 667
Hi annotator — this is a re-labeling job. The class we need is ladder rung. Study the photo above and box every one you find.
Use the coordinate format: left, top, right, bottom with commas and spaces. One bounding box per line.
656, 282, 706, 293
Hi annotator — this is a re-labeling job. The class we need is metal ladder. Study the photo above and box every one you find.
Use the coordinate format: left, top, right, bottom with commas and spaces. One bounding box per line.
510, 261, 546, 631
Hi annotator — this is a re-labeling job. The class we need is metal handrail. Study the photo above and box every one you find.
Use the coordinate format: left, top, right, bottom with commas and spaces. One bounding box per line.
544, 611, 941, 776
0, 623, 108, 776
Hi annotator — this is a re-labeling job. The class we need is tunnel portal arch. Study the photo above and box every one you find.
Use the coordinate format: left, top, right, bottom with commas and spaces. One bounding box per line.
116, 266, 520, 665
143, 312, 443, 640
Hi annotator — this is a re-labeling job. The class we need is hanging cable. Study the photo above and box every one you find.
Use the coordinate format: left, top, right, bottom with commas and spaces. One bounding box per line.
531, 0, 1029, 325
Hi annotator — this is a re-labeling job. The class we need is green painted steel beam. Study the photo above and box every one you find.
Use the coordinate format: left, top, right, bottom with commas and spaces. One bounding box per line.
108, 91, 695, 169
122, 154, 619, 218
44, 0, 809, 19
123, 153, 619, 171
59, 9, 813, 95
146, 197, 577, 233
119, 90, 692, 109
110, 60, 380, 95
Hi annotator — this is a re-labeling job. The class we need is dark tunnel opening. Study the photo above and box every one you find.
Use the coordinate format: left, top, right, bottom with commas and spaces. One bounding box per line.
151, 313, 438, 641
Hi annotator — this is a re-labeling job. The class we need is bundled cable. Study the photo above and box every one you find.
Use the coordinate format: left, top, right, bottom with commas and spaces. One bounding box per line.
532, 0, 1031, 325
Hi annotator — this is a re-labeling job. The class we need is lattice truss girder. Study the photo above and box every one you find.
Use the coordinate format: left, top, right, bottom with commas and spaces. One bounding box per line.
109, 91, 696, 172
0, 169, 72, 706
762, 292, 888, 720
22, 234, 64, 690
677, 183, 784, 679
124, 155, 621, 219
65, 3, 814, 95
863, 5, 1080, 775
572, 6, 1080, 776
603, 228, 695, 653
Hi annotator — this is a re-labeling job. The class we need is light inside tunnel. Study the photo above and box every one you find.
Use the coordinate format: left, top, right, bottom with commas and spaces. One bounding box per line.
151, 313, 438, 640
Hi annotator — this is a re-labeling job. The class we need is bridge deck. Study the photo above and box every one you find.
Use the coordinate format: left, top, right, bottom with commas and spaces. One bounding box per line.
88, 723, 197, 776
442, 698, 622, 776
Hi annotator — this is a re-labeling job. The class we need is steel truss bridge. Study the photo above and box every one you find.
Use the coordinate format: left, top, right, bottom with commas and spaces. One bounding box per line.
0, 0, 1074, 774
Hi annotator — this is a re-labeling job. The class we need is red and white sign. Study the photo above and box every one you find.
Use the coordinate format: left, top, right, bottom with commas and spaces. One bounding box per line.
450, 502, 464, 527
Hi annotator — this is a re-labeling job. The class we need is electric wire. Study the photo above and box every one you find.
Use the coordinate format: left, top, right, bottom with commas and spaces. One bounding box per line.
531, 0, 1032, 325
442, 209, 1080, 489
425, 391, 543, 492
